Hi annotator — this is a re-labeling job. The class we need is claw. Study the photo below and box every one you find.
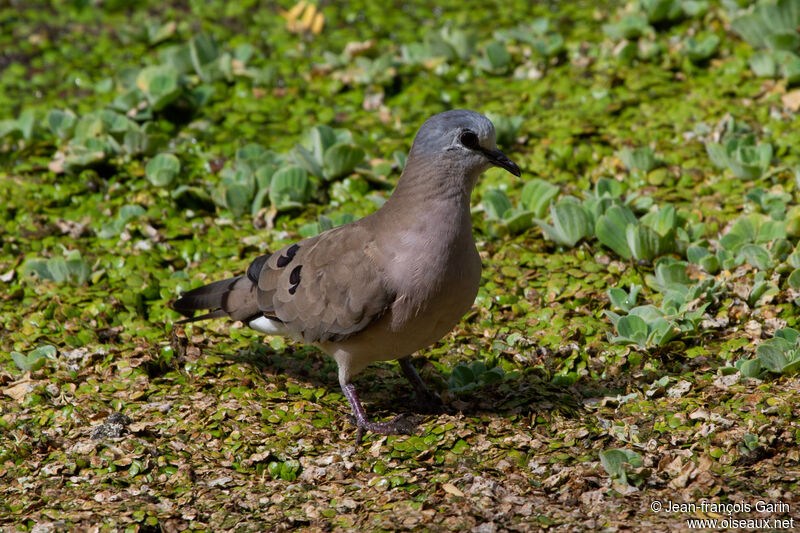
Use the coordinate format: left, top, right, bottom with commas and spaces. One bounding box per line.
342, 382, 417, 444
354, 413, 415, 444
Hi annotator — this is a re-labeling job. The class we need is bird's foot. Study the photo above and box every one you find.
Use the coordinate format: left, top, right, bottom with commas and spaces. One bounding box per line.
354, 413, 416, 444
413, 389, 445, 414
398, 356, 445, 414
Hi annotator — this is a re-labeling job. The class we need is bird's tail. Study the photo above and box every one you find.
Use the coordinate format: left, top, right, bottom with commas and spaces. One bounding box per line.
172, 275, 260, 324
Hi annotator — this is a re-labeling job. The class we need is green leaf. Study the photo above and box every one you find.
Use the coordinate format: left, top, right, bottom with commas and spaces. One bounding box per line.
539, 197, 592, 247
137, 65, 181, 111
47, 109, 77, 140
119, 204, 146, 224
11, 346, 51, 373
254, 164, 279, 190
642, 0, 679, 22
292, 144, 324, 179
147, 20, 176, 45
647, 317, 677, 346
308, 125, 338, 162
46, 257, 70, 283
739, 358, 762, 378
607, 285, 640, 312
599, 449, 641, 486
640, 204, 677, 237
776, 50, 800, 83
145, 153, 181, 187
65, 250, 91, 285
596, 212, 634, 260
765, 32, 800, 51
603, 14, 650, 40
480, 41, 511, 72
190, 33, 221, 81
720, 216, 759, 251
595, 177, 624, 199
728, 141, 772, 180
626, 224, 661, 262
618, 146, 657, 172
705, 141, 729, 170
757, 341, 790, 373
482, 189, 513, 220
775, 327, 800, 345
223, 183, 252, 218
648, 259, 690, 292
503, 210, 535, 234
17, 108, 35, 141
757, 219, 786, 243
698, 254, 720, 274
485, 113, 524, 147
750, 52, 777, 77
269, 166, 310, 211
739, 243, 772, 270
731, 11, 770, 49
520, 179, 559, 218
486, 41, 511, 69
251, 187, 270, 216
323, 143, 365, 181
684, 34, 720, 63
123, 130, 148, 155
686, 245, 709, 264
612, 315, 648, 347
393, 150, 407, 171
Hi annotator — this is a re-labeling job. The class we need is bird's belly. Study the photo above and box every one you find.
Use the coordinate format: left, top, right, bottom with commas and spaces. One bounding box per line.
322, 250, 481, 380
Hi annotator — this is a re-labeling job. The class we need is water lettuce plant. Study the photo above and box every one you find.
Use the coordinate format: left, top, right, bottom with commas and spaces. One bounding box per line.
533, 196, 593, 247
607, 259, 721, 349
21, 250, 93, 285
755, 327, 800, 374
291, 125, 366, 182
706, 135, 773, 180
482, 179, 559, 236
730, 0, 800, 84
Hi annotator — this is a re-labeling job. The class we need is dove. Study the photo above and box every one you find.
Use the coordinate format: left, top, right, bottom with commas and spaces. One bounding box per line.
173, 109, 521, 441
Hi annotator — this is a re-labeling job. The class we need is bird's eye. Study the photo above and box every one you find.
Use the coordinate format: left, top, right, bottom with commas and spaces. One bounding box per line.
459, 130, 480, 150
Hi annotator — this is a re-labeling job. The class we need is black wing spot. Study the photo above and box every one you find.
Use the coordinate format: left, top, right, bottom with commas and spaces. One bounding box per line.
288, 265, 302, 295
277, 244, 300, 268
247, 255, 269, 283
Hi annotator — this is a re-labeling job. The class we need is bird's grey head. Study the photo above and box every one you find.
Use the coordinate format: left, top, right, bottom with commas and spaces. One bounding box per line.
408, 109, 521, 180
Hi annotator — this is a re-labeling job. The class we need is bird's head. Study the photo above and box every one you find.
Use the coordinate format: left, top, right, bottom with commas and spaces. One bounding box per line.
408, 109, 521, 181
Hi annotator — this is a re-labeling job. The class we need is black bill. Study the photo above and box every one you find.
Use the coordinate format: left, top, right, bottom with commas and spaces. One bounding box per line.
482, 148, 521, 177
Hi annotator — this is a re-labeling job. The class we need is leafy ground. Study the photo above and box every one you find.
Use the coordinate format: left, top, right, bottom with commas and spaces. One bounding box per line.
3, 0, 800, 531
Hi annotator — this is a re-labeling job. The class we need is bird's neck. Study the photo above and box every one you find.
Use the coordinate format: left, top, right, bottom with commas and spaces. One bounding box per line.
383, 154, 479, 220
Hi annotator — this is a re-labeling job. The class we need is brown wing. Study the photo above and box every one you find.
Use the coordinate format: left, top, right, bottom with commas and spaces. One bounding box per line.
253, 224, 394, 343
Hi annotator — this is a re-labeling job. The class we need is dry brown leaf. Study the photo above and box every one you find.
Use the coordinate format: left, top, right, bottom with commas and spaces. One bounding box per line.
782, 89, 800, 112
3, 379, 34, 403
442, 483, 465, 497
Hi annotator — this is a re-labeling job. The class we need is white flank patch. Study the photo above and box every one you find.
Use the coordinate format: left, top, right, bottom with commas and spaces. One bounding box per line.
248, 316, 289, 336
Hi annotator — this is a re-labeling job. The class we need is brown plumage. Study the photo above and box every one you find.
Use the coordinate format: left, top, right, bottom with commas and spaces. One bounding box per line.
172, 110, 521, 442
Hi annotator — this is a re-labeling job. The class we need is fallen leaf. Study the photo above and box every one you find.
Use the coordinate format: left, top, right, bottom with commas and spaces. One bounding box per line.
4, 379, 34, 403
782, 89, 800, 112
442, 483, 464, 497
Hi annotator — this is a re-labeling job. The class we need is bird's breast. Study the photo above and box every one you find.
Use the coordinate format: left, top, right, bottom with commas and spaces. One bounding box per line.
388, 235, 481, 335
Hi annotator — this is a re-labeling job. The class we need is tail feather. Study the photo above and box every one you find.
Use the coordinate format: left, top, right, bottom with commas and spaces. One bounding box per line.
172, 275, 261, 323
175, 309, 229, 324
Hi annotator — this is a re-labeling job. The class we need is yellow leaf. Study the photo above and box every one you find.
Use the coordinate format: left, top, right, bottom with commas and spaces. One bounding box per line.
300, 3, 317, 28
311, 12, 324, 35
283, 1, 307, 22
